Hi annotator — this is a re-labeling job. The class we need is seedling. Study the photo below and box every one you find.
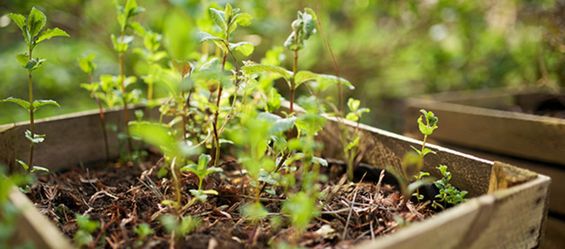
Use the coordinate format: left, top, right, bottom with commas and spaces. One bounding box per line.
79, 54, 110, 161
431, 165, 468, 209
160, 214, 201, 247
73, 214, 100, 248
133, 223, 154, 248
2, 7, 68, 173
200, 3, 255, 167
180, 154, 223, 203
242, 9, 353, 116
343, 98, 370, 181
111, 0, 144, 153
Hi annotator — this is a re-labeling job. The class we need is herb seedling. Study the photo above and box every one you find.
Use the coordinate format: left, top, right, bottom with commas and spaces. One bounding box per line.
1, 7, 69, 173
200, 3, 254, 167
73, 214, 100, 248
431, 165, 468, 209
79, 54, 110, 161
111, 0, 144, 153
180, 154, 223, 203
160, 214, 201, 248
343, 98, 370, 181
133, 223, 154, 248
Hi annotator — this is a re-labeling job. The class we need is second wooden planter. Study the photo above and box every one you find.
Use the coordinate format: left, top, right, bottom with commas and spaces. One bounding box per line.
0, 106, 550, 249
405, 88, 564, 248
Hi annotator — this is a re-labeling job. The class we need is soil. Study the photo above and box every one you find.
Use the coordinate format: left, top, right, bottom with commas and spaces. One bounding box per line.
27, 152, 437, 249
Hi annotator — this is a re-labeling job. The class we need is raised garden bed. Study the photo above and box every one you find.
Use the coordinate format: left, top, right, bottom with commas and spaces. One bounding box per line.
404, 87, 564, 248
1, 106, 550, 249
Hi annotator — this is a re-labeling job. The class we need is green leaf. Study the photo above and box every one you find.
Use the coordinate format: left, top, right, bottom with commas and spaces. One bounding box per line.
27, 7, 47, 38
295, 113, 326, 136
78, 54, 97, 74
25, 57, 46, 71
229, 42, 254, 57
198, 31, 223, 43
295, 70, 354, 90
294, 70, 318, 88
129, 122, 188, 159
16, 53, 28, 67
36, 28, 69, 43
347, 98, 360, 112
32, 99, 60, 112
233, 13, 252, 26
241, 202, 268, 222
242, 63, 293, 81
1, 97, 31, 110
209, 8, 227, 32
8, 13, 26, 32
30, 166, 50, 174
16, 160, 29, 171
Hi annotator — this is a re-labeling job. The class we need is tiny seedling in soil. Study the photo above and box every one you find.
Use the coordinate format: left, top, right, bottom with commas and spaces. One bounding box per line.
8, 3, 470, 249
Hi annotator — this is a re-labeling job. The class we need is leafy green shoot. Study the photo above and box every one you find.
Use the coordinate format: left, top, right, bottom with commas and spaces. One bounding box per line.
73, 214, 100, 248
3, 7, 68, 171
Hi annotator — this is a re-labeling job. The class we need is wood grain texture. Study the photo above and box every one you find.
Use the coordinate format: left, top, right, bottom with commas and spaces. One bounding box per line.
9, 187, 73, 249
404, 89, 565, 166
0, 107, 550, 249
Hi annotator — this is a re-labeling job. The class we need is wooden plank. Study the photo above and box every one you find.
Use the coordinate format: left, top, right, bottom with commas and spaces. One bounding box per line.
0, 107, 550, 249
416, 143, 565, 215
357, 175, 549, 249
0, 106, 158, 172
9, 187, 73, 249
405, 96, 565, 166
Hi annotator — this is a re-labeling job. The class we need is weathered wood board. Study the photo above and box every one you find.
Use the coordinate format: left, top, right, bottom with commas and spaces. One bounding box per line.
404, 88, 565, 166
0, 108, 550, 249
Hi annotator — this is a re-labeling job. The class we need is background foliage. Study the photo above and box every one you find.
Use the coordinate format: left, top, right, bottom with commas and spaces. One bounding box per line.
1, 0, 563, 130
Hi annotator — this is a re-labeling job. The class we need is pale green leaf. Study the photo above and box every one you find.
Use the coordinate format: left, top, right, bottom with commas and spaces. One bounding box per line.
241, 63, 293, 81
209, 8, 227, 32
36, 28, 69, 43
229, 42, 254, 57
8, 13, 26, 32
1, 97, 31, 110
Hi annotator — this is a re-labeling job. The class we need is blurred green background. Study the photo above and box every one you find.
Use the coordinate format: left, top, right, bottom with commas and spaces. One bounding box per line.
0, 0, 563, 131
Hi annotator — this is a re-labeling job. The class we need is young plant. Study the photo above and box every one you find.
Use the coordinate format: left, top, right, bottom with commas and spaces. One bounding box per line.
242, 9, 353, 116
343, 98, 370, 181
79, 54, 110, 161
1, 7, 68, 172
160, 214, 201, 247
73, 214, 100, 248
111, 0, 144, 153
132, 25, 168, 104
133, 223, 154, 248
180, 154, 223, 203
129, 122, 194, 208
431, 165, 468, 209
200, 3, 254, 167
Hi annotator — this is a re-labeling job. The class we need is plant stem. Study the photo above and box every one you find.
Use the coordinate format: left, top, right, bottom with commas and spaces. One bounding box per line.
91, 74, 110, 161
171, 157, 181, 206
118, 51, 133, 154
212, 52, 228, 167
27, 46, 35, 170
290, 48, 298, 114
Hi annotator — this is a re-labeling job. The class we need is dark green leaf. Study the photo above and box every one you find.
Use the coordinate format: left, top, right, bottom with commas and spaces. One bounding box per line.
27, 7, 46, 37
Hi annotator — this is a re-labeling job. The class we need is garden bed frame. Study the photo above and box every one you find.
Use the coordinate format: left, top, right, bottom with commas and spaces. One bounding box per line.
0, 106, 550, 249
404, 87, 564, 248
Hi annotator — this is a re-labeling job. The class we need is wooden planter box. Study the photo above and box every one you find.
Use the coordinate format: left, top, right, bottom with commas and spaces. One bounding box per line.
404, 88, 564, 248
0, 107, 550, 249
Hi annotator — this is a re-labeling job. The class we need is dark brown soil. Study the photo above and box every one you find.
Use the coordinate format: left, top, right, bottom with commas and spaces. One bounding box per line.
27, 153, 436, 249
